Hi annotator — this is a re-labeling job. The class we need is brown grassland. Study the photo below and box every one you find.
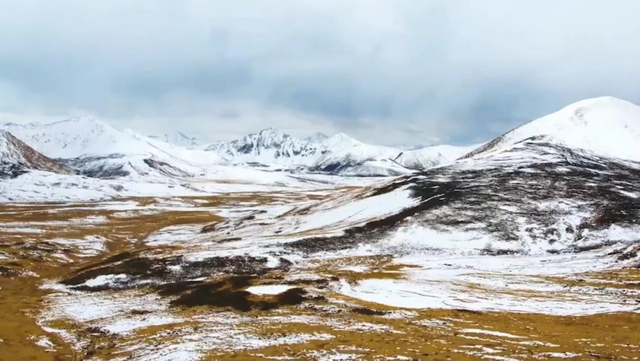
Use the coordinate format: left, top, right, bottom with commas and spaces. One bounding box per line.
1, 196, 639, 361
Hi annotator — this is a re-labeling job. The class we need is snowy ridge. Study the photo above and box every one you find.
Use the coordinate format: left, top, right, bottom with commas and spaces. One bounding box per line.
0, 116, 155, 159
207, 129, 475, 176
394, 143, 484, 170
1, 115, 474, 178
1, 117, 222, 179
1, 117, 219, 164
464, 96, 640, 161
205, 128, 320, 166
148, 132, 199, 148
274, 137, 640, 258
310, 133, 410, 176
0, 130, 72, 177
271, 97, 640, 258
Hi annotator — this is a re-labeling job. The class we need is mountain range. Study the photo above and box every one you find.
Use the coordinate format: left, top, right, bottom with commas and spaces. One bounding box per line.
0, 116, 476, 178
0, 117, 222, 179
204, 129, 476, 176
1, 96, 640, 183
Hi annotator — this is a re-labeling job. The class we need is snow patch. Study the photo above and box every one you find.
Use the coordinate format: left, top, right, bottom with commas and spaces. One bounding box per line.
245, 285, 296, 295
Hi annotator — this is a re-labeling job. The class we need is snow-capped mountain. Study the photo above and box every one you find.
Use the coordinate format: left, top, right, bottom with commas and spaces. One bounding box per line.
205, 128, 320, 166
149, 132, 199, 148
465, 96, 640, 162
204, 129, 475, 176
394, 143, 484, 170
282, 97, 640, 258
304, 132, 329, 144
0, 116, 158, 159
0, 130, 72, 178
205, 129, 411, 176
309, 133, 410, 176
0, 117, 222, 179
1, 116, 478, 179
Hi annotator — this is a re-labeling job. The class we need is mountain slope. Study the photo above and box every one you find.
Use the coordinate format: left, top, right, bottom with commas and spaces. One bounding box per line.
206, 128, 480, 176
0, 130, 72, 178
0, 116, 164, 158
269, 97, 640, 258
283, 137, 640, 258
205, 129, 415, 176
309, 133, 410, 176
1, 117, 222, 179
464, 96, 640, 161
205, 128, 320, 166
394, 143, 484, 170
149, 132, 199, 148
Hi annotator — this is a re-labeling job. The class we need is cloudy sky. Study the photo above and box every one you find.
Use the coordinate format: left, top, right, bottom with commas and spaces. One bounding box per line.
1, 0, 640, 146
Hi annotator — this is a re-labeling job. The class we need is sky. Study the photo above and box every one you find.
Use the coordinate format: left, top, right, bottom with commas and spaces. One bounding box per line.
1, 0, 640, 146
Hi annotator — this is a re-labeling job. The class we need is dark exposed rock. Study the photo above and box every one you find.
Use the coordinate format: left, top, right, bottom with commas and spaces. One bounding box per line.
0, 130, 73, 177
61, 254, 289, 292
0, 163, 29, 179
285, 141, 640, 255
351, 307, 387, 316
61, 154, 130, 178
143, 158, 193, 178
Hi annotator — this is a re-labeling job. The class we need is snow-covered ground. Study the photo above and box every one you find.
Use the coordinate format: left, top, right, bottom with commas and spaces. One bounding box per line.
0, 166, 383, 203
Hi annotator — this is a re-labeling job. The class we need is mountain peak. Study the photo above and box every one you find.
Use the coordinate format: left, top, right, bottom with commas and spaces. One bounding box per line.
55, 116, 106, 126
256, 127, 286, 137
0, 116, 150, 158
563, 96, 632, 110
466, 96, 640, 162
321, 133, 361, 149
62, 115, 97, 122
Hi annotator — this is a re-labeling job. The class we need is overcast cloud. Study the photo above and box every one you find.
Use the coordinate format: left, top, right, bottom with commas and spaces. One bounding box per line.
1, 0, 639, 145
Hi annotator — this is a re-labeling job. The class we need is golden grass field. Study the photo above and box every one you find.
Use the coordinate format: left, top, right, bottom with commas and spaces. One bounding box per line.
1, 194, 639, 361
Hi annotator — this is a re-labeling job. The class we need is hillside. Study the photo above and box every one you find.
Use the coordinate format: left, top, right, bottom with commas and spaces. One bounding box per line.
1, 118, 222, 179
309, 133, 408, 175
394, 143, 484, 170
464, 96, 640, 161
278, 97, 640, 258
205, 128, 320, 166
0, 116, 154, 159
0, 130, 72, 178
206, 129, 476, 176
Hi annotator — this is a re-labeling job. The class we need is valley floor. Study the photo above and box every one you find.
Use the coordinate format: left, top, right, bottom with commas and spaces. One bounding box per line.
1, 190, 639, 361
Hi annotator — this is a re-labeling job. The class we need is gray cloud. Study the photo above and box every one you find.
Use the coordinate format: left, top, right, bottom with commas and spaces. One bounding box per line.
1, 0, 640, 145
